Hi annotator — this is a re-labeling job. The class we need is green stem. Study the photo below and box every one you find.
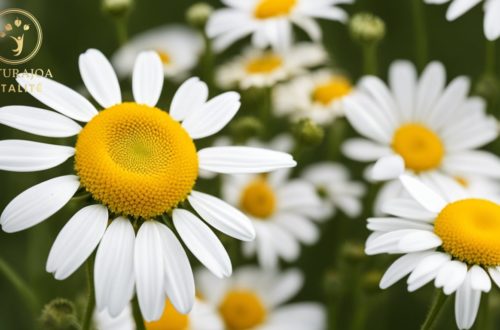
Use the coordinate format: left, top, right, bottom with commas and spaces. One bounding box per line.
132, 295, 146, 330
362, 44, 377, 75
326, 118, 346, 161
412, 0, 429, 70
420, 290, 448, 330
114, 18, 128, 46
81, 255, 96, 330
260, 87, 272, 127
201, 32, 215, 90
0, 257, 39, 315
485, 40, 496, 75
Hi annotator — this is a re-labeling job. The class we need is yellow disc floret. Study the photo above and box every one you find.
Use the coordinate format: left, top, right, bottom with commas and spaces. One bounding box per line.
240, 177, 277, 219
312, 77, 352, 105
145, 300, 189, 330
392, 123, 444, 172
75, 102, 198, 219
254, 0, 297, 19
245, 54, 283, 74
219, 290, 267, 330
434, 199, 500, 267
156, 50, 171, 65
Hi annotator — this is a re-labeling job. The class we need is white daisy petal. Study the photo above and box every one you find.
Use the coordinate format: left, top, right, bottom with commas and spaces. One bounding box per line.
435, 260, 467, 295
365, 229, 417, 255
488, 267, 500, 288
344, 96, 391, 144
389, 60, 417, 121
1, 175, 80, 233
342, 138, 392, 162
484, 0, 500, 41
79, 48, 121, 108
274, 213, 319, 245
266, 303, 326, 330
170, 77, 209, 121
381, 198, 436, 221
455, 270, 482, 330
446, 0, 482, 20
0, 140, 75, 172
415, 62, 446, 122
370, 154, 405, 181
442, 151, 500, 179
132, 51, 164, 107
46, 205, 108, 280
367, 217, 434, 232
263, 269, 303, 308
198, 146, 296, 174
399, 175, 447, 213
469, 265, 492, 292
188, 191, 255, 241
379, 251, 434, 289
0, 106, 82, 137
398, 230, 442, 253
16, 75, 98, 122
407, 252, 450, 292
173, 209, 232, 278
291, 16, 322, 41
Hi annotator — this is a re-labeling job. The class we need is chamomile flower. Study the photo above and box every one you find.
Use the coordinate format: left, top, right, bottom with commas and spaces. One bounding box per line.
112, 25, 203, 80
197, 267, 326, 330
273, 70, 353, 125
424, 0, 500, 41
216, 42, 327, 90
366, 174, 500, 329
301, 162, 366, 219
342, 60, 500, 183
0, 49, 296, 321
206, 0, 353, 52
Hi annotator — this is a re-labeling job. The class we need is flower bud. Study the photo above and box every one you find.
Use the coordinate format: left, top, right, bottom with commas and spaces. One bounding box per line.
474, 74, 500, 104
186, 2, 214, 29
349, 12, 386, 46
292, 118, 324, 146
102, 0, 133, 18
39, 298, 80, 330
229, 116, 264, 142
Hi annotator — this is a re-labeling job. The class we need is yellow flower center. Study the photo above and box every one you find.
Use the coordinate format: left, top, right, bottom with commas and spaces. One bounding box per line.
391, 123, 444, 172
312, 78, 352, 105
434, 199, 500, 267
245, 54, 283, 74
254, 0, 297, 19
219, 290, 267, 330
240, 177, 277, 219
145, 300, 189, 330
157, 50, 171, 65
75, 102, 198, 219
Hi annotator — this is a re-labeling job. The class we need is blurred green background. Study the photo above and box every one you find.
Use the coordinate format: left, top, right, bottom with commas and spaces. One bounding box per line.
0, 0, 499, 329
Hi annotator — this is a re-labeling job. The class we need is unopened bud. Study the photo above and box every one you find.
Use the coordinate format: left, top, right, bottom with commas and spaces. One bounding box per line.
230, 116, 264, 142
186, 2, 214, 29
474, 74, 500, 104
102, 0, 133, 18
39, 298, 80, 330
349, 12, 385, 45
292, 118, 325, 146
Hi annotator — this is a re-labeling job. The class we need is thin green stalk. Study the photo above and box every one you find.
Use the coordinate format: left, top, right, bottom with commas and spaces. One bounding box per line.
420, 290, 449, 330
132, 295, 146, 330
201, 32, 215, 90
0, 257, 39, 315
81, 255, 96, 330
362, 44, 377, 75
260, 87, 273, 127
326, 119, 346, 161
114, 18, 128, 46
485, 40, 496, 75
412, 0, 429, 70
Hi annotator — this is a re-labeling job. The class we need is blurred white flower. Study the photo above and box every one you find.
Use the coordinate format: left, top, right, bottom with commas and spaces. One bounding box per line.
112, 25, 204, 80
206, 0, 353, 52
197, 267, 326, 330
274, 69, 353, 125
216, 42, 327, 89
366, 174, 500, 330
425, 0, 500, 41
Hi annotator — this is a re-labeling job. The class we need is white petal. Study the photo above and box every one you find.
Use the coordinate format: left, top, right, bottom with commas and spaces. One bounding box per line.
380, 252, 434, 289
132, 51, 164, 107
399, 175, 447, 213
469, 265, 491, 292
367, 217, 433, 232
389, 60, 417, 121
415, 62, 446, 122
446, 0, 482, 20
442, 151, 500, 179
94, 218, 135, 316
407, 252, 450, 292
1, 175, 79, 233
16, 75, 98, 122
365, 229, 416, 255
435, 260, 467, 295
0, 140, 74, 172
173, 209, 232, 278
455, 270, 482, 330
198, 147, 296, 174
274, 213, 319, 245
0, 106, 81, 137
370, 154, 405, 181
182, 92, 240, 139
342, 138, 392, 162
488, 267, 500, 288
291, 16, 321, 41
46, 205, 108, 280
79, 48, 121, 108
381, 198, 436, 221
170, 77, 208, 121
188, 191, 255, 241
398, 230, 442, 253
264, 269, 303, 307
484, 0, 500, 41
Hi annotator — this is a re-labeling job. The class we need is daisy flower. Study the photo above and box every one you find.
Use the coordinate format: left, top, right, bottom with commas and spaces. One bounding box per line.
0, 49, 296, 321
301, 162, 366, 219
197, 267, 326, 330
206, 0, 353, 52
342, 60, 500, 183
273, 69, 353, 125
112, 25, 203, 80
424, 0, 500, 41
366, 174, 500, 329
216, 42, 327, 90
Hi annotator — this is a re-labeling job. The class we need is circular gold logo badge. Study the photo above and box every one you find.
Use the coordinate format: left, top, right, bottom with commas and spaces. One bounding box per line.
0, 8, 42, 65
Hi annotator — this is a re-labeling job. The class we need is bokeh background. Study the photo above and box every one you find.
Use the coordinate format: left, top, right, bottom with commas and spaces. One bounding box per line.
0, 0, 499, 329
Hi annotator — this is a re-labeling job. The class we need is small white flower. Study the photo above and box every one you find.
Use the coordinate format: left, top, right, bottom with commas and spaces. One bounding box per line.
216, 42, 327, 89
197, 267, 326, 330
274, 69, 353, 125
206, 0, 353, 52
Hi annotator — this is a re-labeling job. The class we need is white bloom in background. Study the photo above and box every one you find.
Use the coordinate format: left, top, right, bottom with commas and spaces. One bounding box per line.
366, 174, 500, 330
112, 25, 203, 80
302, 162, 366, 219
206, 0, 353, 52
94, 305, 135, 330
216, 42, 327, 90
0, 49, 296, 321
424, 0, 500, 41
197, 267, 326, 330
274, 69, 353, 125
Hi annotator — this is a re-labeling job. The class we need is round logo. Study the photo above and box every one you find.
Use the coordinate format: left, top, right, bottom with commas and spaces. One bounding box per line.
0, 8, 42, 65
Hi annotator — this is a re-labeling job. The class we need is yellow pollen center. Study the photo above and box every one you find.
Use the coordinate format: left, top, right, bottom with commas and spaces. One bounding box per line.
245, 54, 283, 74
312, 78, 352, 105
74, 102, 198, 219
254, 0, 297, 19
434, 199, 500, 267
240, 178, 277, 219
391, 123, 444, 172
145, 300, 189, 330
219, 290, 267, 330
157, 50, 171, 65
